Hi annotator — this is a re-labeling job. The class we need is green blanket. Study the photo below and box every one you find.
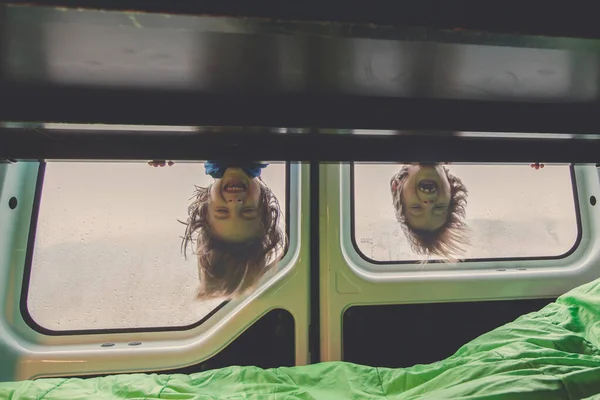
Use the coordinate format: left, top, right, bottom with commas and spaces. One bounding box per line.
3, 278, 600, 399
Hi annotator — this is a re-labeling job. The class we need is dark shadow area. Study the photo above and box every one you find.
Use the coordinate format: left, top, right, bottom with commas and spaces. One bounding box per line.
161, 308, 295, 374
7, 1, 600, 39
51, 308, 295, 379
343, 298, 554, 368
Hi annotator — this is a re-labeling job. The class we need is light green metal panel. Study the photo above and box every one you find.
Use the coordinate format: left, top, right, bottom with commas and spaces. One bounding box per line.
0, 162, 310, 382
0, 162, 40, 381
320, 163, 600, 362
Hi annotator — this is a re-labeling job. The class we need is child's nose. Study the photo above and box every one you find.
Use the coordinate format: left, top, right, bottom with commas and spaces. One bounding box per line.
223, 191, 247, 203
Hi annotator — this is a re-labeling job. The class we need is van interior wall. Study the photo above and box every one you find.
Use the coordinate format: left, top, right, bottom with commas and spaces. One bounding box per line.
344, 299, 555, 368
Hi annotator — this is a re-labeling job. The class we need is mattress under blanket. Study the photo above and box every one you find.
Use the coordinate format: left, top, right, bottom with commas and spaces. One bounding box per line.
2, 277, 600, 399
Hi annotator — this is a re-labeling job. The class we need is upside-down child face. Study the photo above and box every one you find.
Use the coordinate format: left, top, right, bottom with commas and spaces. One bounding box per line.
393, 164, 452, 231
207, 168, 263, 242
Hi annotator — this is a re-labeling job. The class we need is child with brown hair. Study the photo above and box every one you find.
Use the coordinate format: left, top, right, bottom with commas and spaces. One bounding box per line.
180, 161, 287, 299
390, 163, 469, 262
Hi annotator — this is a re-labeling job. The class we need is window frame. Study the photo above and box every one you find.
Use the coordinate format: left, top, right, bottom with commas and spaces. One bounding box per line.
19, 161, 292, 336
348, 162, 583, 266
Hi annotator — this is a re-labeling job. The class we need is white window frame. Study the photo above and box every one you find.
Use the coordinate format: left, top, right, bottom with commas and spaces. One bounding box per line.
0, 161, 311, 381
319, 163, 600, 362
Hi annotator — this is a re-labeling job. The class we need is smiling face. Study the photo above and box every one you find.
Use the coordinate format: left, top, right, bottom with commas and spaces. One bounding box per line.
181, 167, 288, 299
392, 164, 452, 231
207, 168, 263, 242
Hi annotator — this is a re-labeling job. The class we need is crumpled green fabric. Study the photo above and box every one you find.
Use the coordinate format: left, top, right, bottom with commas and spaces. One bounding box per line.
2, 277, 600, 399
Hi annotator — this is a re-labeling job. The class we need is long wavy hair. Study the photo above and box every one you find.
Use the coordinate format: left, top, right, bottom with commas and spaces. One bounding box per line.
390, 165, 468, 262
181, 179, 287, 299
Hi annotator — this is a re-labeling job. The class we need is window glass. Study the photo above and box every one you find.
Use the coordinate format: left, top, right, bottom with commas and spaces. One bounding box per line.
26, 161, 287, 331
353, 163, 579, 263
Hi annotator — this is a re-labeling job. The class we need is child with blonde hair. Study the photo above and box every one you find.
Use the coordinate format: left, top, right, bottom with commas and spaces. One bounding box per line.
390, 163, 468, 262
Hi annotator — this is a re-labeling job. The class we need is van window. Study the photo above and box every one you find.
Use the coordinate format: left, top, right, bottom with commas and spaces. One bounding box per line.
24, 161, 287, 332
353, 163, 579, 263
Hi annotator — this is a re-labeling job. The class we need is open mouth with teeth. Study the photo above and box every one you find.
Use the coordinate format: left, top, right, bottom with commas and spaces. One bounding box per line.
418, 180, 438, 194
223, 182, 248, 193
